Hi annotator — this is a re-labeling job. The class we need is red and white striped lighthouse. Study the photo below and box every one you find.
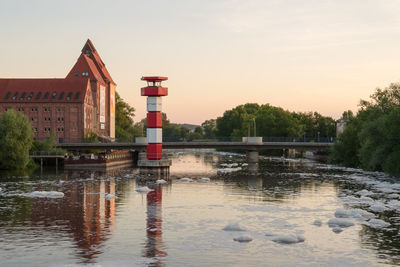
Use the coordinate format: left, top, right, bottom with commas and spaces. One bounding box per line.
141, 76, 168, 160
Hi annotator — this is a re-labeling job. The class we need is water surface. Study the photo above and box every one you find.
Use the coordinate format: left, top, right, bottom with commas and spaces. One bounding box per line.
1, 149, 400, 266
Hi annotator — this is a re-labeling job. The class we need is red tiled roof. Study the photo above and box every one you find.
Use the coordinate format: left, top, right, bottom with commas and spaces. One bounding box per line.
66, 54, 106, 84
0, 78, 89, 102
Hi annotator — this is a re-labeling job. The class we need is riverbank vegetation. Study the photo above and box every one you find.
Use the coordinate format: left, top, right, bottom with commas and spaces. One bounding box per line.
215, 103, 336, 140
115, 92, 143, 141
330, 83, 400, 177
0, 110, 33, 170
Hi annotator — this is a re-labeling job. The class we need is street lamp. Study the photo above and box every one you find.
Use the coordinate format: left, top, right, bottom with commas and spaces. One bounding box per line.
253, 118, 256, 137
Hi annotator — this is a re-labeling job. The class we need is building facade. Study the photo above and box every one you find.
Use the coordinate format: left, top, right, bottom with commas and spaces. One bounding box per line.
0, 39, 116, 141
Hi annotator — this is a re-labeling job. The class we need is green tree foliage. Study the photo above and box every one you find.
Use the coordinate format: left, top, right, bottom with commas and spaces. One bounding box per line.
201, 119, 216, 138
31, 131, 58, 151
115, 92, 142, 141
0, 109, 33, 170
331, 83, 400, 177
215, 103, 335, 139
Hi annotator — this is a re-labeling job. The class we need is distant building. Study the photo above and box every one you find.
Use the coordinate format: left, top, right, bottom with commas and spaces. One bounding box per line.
336, 119, 346, 136
0, 39, 116, 141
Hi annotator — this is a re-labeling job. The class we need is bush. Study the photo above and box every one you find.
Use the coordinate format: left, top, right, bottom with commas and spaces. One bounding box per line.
0, 110, 33, 169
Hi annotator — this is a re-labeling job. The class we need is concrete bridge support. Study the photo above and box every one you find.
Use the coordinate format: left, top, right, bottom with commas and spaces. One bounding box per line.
246, 150, 259, 175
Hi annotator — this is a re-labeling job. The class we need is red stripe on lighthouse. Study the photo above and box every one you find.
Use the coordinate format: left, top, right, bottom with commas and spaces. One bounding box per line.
147, 144, 162, 159
147, 112, 163, 128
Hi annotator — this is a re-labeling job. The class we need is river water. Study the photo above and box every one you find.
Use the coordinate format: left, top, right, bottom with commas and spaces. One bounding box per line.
1, 149, 400, 267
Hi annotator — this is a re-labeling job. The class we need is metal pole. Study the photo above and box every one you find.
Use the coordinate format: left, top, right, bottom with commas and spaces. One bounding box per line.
253, 118, 256, 137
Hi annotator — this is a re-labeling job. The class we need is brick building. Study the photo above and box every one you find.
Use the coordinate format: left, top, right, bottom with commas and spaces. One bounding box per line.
0, 39, 116, 141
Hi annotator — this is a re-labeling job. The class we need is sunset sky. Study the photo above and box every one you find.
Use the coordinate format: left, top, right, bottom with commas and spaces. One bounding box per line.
1, 0, 400, 125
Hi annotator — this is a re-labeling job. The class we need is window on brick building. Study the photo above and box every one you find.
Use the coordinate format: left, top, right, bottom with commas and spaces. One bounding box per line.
51, 92, 57, 100
66, 92, 72, 100
12, 92, 18, 100
35, 92, 42, 99
74, 72, 79, 77
34, 128, 37, 132
5, 92, 11, 99
27, 92, 34, 100
43, 92, 49, 99
19, 92, 26, 100
59, 92, 64, 100
75, 92, 80, 100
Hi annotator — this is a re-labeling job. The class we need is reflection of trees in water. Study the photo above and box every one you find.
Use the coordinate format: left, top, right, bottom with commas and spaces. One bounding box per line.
29, 170, 117, 264
359, 213, 400, 266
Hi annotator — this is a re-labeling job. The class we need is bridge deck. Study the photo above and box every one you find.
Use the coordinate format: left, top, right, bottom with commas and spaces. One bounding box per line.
57, 142, 332, 151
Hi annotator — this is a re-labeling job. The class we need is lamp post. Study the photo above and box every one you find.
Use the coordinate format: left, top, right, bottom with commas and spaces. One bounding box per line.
253, 118, 256, 137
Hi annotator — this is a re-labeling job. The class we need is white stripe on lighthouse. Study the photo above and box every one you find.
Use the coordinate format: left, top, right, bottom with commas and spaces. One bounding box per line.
147, 96, 162, 112
147, 128, 162, 143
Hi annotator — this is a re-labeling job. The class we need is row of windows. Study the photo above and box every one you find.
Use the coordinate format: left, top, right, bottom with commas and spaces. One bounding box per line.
5, 107, 65, 112
31, 117, 64, 122
33, 127, 65, 133
4, 91, 80, 101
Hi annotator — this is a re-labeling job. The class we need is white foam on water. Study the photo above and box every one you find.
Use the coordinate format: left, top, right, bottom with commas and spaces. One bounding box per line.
368, 203, 387, 213
217, 167, 242, 174
327, 218, 354, 228
363, 219, 391, 229
312, 219, 322, 226
179, 177, 193, 182
220, 163, 238, 168
200, 177, 210, 182
355, 189, 374, 196
233, 235, 253, 243
222, 222, 246, 231
387, 200, 400, 211
23, 191, 64, 198
135, 186, 153, 193
105, 194, 117, 200
156, 179, 167, 184
271, 234, 305, 244
332, 227, 343, 233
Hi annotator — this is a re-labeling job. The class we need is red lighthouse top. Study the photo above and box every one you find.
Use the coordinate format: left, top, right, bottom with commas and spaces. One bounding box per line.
141, 76, 168, 96
141, 76, 168, 82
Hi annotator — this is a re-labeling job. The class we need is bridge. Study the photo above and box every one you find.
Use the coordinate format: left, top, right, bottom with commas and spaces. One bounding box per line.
57, 141, 332, 151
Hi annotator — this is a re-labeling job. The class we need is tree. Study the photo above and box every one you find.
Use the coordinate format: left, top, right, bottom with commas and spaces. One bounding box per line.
115, 92, 142, 141
331, 82, 400, 177
201, 119, 216, 138
0, 109, 33, 169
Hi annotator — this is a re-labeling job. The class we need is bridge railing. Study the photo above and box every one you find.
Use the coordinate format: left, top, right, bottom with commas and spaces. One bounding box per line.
29, 150, 66, 156
53, 136, 335, 144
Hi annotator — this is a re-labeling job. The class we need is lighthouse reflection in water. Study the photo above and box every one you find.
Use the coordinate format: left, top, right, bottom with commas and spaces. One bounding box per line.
144, 185, 167, 261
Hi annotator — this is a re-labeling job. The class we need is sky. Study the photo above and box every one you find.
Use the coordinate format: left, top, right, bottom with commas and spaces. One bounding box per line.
1, 0, 400, 125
